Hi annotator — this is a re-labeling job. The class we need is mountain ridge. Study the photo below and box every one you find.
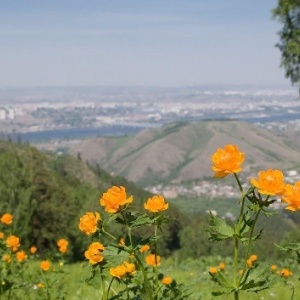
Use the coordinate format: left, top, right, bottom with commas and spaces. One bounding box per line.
68, 120, 300, 186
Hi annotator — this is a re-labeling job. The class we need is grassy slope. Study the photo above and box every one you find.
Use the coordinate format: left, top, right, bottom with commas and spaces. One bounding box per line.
69, 120, 300, 186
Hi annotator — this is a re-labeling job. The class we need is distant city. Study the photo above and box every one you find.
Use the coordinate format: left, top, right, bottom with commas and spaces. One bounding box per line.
0, 86, 299, 142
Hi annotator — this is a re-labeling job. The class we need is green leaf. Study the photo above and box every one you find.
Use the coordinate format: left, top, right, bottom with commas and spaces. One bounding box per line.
239, 265, 274, 292
262, 209, 276, 217
275, 242, 300, 251
102, 245, 129, 267
130, 214, 153, 228
207, 213, 235, 242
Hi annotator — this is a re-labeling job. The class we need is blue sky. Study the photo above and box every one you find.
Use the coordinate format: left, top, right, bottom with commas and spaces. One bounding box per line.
0, 0, 291, 88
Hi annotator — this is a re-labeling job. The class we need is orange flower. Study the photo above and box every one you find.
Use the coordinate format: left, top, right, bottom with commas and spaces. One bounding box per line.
0, 232, 4, 239
123, 261, 136, 274
249, 254, 257, 262
250, 169, 285, 196
247, 259, 253, 268
110, 264, 127, 279
219, 262, 226, 270
78, 212, 100, 235
270, 264, 277, 271
211, 144, 245, 178
139, 244, 150, 253
30, 246, 37, 254
100, 186, 133, 213
281, 181, 300, 211
57, 239, 68, 254
209, 267, 218, 274
145, 254, 161, 267
2, 254, 11, 263
37, 283, 44, 289
6, 235, 20, 252
1, 213, 13, 225
281, 268, 292, 278
110, 261, 136, 279
40, 260, 51, 271
161, 276, 172, 285
84, 242, 105, 265
144, 195, 169, 213
16, 250, 27, 262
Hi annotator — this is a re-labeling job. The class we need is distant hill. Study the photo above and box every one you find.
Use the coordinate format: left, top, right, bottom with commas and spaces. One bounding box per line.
68, 120, 300, 186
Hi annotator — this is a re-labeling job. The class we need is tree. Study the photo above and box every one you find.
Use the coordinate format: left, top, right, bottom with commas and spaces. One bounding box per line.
273, 0, 300, 92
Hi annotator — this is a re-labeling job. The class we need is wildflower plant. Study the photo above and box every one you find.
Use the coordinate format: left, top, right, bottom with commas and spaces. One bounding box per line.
79, 186, 189, 300
0, 212, 70, 300
207, 144, 295, 299
276, 181, 300, 281
0, 212, 28, 298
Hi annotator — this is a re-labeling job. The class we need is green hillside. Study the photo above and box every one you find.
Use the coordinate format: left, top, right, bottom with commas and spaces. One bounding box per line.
0, 139, 154, 260
68, 120, 300, 186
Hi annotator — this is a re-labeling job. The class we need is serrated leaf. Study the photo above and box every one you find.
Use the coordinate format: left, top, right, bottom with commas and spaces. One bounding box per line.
240, 265, 273, 292
130, 214, 153, 228
207, 213, 235, 241
102, 245, 129, 267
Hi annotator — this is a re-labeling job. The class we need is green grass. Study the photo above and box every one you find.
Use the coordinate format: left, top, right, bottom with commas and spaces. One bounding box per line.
9, 257, 299, 300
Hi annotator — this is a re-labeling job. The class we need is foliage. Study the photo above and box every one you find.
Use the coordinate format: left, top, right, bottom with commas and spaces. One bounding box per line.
273, 0, 300, 91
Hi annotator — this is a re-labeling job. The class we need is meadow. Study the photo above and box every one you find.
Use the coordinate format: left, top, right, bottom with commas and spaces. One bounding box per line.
6, 257, 299, 300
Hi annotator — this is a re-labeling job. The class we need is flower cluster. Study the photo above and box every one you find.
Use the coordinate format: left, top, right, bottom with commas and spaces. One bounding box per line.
110, 261, 136, 279
77, 185, 186, 300
209, 144, 300, 298
211, 144, 300, 211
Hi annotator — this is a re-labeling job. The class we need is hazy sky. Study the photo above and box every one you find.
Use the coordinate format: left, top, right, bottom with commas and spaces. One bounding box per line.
0, 0, 292, 88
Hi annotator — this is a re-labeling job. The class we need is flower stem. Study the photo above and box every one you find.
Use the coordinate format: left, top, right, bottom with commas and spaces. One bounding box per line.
121, 211, 133, 249
134, 254, 154, 300
121, 211, 153, 300
106, 277, 114, 299
100, 267, 107, 300
232, 173, 245, 299
154, 222, 159, 292
101, 229, 117, 241
239, 209, 262, 284
287, 281, 295, 300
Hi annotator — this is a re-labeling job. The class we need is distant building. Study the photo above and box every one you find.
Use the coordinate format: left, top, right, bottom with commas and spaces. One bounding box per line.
0, 109, 6, 120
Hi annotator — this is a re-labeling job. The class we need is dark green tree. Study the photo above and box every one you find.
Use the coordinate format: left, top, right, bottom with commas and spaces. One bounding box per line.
273, 0, 300, 92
